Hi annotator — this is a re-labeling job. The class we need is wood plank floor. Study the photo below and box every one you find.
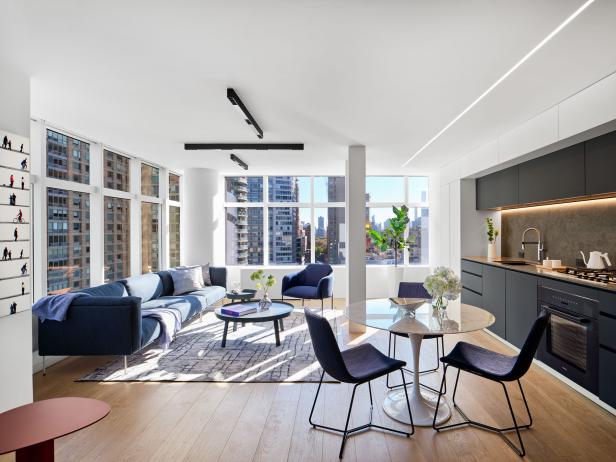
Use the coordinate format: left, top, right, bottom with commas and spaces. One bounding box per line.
4, 298, 616, 461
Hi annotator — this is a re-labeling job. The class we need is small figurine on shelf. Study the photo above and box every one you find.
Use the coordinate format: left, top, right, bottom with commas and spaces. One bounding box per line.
16, 209, 23, 223
21, 262, 27, 275
21, 177, 24, 190
8, 250, 12, 260
21, 282, 25, 295
14, 227, 18, 241
10, 302, 17, 315
20, 158, 27, 170
9, 174, 14, 188
9, 193, 16, 205
20, 144, 23, 153
8, 140, 11, 150
19, 249, 23, 259
2, 135, 7, 149
2, 247, 7, 260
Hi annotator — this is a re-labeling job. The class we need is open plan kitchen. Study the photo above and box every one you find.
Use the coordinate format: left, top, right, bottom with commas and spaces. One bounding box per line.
460, 128, 616, 413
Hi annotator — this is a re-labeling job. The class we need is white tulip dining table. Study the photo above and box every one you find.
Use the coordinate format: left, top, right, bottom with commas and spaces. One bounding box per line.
345, 298, 495, 426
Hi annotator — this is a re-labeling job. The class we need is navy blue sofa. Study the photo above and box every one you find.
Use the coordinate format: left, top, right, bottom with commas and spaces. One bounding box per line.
38, 266, 227, 357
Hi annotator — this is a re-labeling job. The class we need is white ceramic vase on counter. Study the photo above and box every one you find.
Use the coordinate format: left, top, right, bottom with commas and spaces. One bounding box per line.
487, 242, 497, 259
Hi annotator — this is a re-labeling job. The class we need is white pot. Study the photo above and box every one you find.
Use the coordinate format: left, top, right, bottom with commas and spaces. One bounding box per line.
389, 266, 404, 297
487, 242, 497, 259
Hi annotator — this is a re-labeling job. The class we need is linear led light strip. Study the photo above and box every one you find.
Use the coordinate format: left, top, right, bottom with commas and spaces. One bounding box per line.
402, 0, 596, 167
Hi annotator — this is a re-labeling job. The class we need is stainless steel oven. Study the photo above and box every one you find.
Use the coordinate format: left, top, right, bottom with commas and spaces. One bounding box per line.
537, 285, 598, 393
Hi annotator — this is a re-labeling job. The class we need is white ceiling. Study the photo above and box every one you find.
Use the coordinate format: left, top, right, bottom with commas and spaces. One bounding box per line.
3, 0, 616, 175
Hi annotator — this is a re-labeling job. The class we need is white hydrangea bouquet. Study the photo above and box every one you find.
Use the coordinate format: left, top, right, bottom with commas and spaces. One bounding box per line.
423, 266, 462, 310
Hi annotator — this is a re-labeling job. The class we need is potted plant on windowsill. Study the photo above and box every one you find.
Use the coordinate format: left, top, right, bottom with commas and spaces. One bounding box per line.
486, 217, 499, 259
366, 205, 417, 296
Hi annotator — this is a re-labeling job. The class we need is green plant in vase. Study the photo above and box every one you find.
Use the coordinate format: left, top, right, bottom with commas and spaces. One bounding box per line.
250, 269, 276, 310
423, 266, 462, 310
486, 217, 499, 258
366, 205, 416, 266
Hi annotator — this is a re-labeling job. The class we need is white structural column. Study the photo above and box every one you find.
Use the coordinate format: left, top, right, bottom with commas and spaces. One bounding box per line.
183, 168, 220, 266
346, 145, 366, 333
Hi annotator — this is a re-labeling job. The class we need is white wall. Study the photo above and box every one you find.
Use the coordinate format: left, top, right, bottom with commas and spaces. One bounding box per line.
183, 168, 222, 267
0, 67, 33, 413
436, 70, 616, 273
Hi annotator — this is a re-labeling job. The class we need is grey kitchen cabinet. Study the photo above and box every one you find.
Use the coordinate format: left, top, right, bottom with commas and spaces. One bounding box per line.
518, 143, 585, 204
599, 346, 616, 408
505, 271, 538, 349
482, 265, 506, 338
476, 165, 518, 210
461, 287, 483, 308
586, 130, 616, 196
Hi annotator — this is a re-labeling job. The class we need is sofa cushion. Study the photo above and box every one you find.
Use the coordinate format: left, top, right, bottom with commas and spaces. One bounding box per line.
78, 282, 128, 297
202, 264, 212, 286
170, 267, 204, 295
141, 316, 162, 347
283, 285, 319, 299
122, 273, 164, 303
141, 295, 204, 322
156, 270, 174, 297
187, 285, 226, 306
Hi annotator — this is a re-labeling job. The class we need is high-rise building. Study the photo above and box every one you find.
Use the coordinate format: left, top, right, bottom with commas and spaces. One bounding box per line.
268, 176, 300, 264
47, 188, 90, 294
46, 130, 90, 184
316, 215, 325, 238
326, 177, 346, 264
104, 196, 130, 282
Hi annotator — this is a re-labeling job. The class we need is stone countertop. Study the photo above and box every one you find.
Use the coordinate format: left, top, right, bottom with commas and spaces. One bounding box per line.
462, 256, 616, 293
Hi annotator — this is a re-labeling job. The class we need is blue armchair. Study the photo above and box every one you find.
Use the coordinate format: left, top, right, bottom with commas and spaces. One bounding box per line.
281, 263, 334, 314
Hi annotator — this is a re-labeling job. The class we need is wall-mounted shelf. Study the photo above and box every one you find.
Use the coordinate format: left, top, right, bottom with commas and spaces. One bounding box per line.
0, 257, 28, 262
0, 274, 29, 281
0, 165, 29, 174
0, 147, 29, 156
0, 292, 30, 302
0, 185, 29, 191
0, 239, 29, 243
0, 221, 30, 225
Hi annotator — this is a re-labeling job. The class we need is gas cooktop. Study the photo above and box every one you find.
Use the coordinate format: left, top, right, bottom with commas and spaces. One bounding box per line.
559, 267, 616, 285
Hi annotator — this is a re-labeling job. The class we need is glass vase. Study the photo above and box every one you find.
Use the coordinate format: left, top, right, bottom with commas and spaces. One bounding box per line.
258, 294, 272, 311
431, 295, 448, 311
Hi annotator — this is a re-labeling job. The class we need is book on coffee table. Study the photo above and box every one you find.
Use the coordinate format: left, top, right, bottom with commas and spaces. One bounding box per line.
221, 304, 258, 317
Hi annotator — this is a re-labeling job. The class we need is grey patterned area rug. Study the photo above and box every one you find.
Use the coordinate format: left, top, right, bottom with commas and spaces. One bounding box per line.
79, 309, 342, 383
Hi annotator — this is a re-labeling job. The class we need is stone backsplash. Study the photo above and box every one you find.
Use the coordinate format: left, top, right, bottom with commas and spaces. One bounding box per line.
501, 197, 616, 267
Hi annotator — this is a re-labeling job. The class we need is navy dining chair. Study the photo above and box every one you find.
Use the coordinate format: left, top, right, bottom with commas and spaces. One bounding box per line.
386, 282, 446, 393
432, 312, 549, 457
304, 308, 414, 459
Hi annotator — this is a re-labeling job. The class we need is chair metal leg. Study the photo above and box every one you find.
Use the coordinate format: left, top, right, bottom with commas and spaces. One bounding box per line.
124, 355, 128, 375
42, 356, 46, 376
308, 370, 412, 459
321, 298, 324, 316
433, 368, 533, 457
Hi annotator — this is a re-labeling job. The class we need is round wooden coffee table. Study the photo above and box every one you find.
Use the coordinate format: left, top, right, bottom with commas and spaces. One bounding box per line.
0, 397, 110, 461
215, 301, 294, 347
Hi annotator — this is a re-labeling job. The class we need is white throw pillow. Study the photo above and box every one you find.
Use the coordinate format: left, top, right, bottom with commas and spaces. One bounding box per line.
202, 263, 212, 286
171, 266, 205, 295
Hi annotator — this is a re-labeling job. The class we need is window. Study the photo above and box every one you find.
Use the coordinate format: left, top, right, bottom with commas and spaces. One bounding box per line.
169, 205, 180, 267
47, 188, 90, 293
46, 129, 90, 184
365, 176, 429, 265
104, 150, 130, 191
141, 202, 160, 272
225, 207, 263, 265
268, 176, 310, 202
224, 176, 345, 265
315, 207, 345, 264
268, 207, 311, 264
141, 163, 159, 197
169, 173, 180, 202
104, 196, 130, 282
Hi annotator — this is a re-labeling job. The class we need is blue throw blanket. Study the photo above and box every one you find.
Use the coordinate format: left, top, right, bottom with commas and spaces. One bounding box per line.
33, 293, 90, 322
141, 307, 182, 349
